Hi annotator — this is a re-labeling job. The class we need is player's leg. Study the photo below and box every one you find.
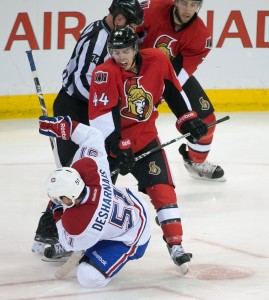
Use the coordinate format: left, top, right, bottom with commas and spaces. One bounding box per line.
77, 240, 149, 288
180, 76, 225, 181
147, 184, 191, 274
132, 139, 191, 274
41, 242, 73, 262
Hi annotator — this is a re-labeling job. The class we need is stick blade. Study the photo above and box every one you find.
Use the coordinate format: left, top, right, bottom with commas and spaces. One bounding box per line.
54, 250, 84, 279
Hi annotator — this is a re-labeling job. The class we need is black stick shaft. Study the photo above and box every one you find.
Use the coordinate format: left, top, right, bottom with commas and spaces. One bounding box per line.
110, 115, 230, 176
26, 50, 61, 167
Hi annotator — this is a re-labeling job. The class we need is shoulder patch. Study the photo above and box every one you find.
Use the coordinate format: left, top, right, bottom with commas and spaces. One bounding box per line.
140, 0, 150, 9
94, 71, 108, 84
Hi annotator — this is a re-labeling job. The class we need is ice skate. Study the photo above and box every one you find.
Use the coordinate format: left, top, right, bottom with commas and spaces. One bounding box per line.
32, 208, 59, 254
32, 234, 59, 254
179, 143, 226, 182
41, 243, 72, 262
167, 244, 192, 274
32, 241, 46, 254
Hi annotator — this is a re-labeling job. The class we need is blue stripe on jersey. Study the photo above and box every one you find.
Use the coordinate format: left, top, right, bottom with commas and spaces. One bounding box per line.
85, 239, 149, 277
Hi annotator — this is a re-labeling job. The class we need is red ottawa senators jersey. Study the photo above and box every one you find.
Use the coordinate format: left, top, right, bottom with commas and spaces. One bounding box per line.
89, 48, 191, 153
137, 0, 212, 81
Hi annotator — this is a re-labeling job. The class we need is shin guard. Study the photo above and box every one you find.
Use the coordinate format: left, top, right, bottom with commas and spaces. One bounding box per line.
146, 184, 183, 245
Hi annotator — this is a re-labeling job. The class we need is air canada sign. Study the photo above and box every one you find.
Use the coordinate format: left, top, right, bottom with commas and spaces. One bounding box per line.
4, 10, 269, 50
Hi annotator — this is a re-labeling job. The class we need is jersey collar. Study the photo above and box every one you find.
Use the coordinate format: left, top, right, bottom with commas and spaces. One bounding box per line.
101, 16, 112, 33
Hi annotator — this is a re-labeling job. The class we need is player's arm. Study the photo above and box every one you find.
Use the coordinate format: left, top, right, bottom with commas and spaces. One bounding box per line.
172, 34, 212, 86
89, 67, 126, 141
159, 50, 190, 116
89, 66, 122, 143
160, 51, 208, 143
89, 66, 135, 175
38, 114, 110, 171
56, 218, 100, 252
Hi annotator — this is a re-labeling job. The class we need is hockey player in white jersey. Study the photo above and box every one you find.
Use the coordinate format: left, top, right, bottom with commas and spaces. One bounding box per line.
39, 115, 151, 288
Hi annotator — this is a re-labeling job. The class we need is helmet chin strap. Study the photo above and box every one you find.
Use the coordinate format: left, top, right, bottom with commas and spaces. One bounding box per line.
62, 198, 76, 209
129, 52, 138, 72
174, 6, 183, 25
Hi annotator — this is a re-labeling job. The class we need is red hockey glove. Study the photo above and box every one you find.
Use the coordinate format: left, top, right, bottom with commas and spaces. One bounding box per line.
39, 116, 72, 140
176, 111, 208, 143
111, 139, 135, 175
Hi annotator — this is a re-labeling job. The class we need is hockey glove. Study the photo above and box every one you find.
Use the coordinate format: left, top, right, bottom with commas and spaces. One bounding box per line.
35, 204, 58, 239
111, 139, 135, 175
39, 115, 72, 140
176, 111, 208, 143
51, 201, 64, 223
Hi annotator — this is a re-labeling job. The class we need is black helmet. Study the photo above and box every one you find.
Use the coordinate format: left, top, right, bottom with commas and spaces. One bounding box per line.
107, 26, 139, 52
109, 0, 144, 26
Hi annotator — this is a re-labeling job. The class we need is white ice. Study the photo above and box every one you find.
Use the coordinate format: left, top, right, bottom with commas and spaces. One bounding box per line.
0, 112, 269, 300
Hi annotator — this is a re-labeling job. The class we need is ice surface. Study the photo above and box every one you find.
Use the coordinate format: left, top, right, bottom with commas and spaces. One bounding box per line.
0, 112, 268, 300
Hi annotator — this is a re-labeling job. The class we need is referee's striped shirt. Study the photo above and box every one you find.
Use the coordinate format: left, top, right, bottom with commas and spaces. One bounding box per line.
62, 17, 111, 102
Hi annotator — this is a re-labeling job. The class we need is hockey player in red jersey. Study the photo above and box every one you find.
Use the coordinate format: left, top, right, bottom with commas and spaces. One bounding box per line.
89, 25, 209, 273
38, 115, 151, 288
137, 0, 225, 181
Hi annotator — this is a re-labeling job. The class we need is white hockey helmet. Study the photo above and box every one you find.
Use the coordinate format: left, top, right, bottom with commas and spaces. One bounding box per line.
46, 167, 85, 208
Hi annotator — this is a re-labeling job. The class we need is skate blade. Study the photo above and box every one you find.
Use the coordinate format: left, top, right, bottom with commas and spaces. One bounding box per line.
41, 256, 69, 263
188, 173, 227, 182
179, 261, 189, 274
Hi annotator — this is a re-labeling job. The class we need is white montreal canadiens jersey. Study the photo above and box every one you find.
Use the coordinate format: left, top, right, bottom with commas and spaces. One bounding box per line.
56, 124, 150, 252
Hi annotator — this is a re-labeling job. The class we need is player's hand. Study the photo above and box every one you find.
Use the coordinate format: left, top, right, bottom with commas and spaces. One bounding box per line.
39, 116, 72, 140
176, 111, 208, 143
112, 139, 135, 175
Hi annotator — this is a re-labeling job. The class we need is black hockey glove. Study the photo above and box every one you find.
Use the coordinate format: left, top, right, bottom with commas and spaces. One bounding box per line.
176, 111, 208, 143
111, 139, 135, 175
35, 205, 58, 240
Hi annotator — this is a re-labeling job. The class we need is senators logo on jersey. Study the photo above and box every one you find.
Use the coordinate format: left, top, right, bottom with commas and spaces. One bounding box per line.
199, 97, 211, 110
148, 161, 161, 175
94, 71, 108, 84
153, 35, 177, 60
121, 77, 153, 121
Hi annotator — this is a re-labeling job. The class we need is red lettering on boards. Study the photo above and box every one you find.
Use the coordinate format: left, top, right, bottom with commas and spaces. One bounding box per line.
5, 11, 86, 50
4, 10, 269, 50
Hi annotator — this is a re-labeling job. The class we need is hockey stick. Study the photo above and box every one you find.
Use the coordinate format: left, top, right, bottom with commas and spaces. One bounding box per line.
111, 115, 230, 176
25, 50, 61, 168
54, 250, 84, 279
